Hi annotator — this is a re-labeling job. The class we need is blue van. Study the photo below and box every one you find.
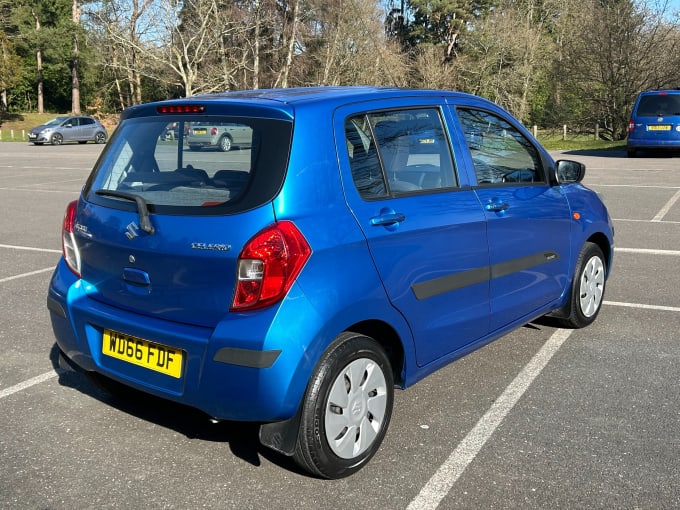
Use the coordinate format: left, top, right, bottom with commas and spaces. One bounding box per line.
627, 89, 680, 157
47, 87, 614, 478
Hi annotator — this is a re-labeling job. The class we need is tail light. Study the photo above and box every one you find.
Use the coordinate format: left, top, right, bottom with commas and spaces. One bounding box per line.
211, 127, 218, 136
231, 221, 311, 311
628, 120, 634, 132
62, 200, 82, 277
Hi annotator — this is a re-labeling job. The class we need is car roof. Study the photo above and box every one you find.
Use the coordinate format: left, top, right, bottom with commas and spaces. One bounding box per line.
638, 89, 680, 96
122, 86, 491, 121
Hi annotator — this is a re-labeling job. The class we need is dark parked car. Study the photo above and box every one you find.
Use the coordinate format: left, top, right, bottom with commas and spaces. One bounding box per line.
28, 115, 107, 146
627, 89, 680, 157
48, 87, 614, 479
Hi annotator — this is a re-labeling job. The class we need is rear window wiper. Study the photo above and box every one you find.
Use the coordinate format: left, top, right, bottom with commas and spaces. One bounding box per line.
95, 189, 155, 235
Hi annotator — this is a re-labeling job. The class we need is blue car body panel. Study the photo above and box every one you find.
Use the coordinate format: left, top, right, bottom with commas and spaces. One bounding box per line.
48, 86, 614, 423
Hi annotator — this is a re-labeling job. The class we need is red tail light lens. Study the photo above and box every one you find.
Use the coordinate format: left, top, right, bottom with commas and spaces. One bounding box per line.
231, 221, 311, 311
62, 200, 82, 277
211, 127, 218, 136
628, 120, 634, 132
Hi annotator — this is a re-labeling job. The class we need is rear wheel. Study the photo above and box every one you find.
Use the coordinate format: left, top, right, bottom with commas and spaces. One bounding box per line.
51, 133, 63, 145
218, 135, 232, 152
293, 332, 394, 479
556, 242, 606, 328
94, 132, 107, 144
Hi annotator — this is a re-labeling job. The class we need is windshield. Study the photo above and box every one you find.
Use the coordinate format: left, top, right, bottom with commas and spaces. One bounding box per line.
46, 117, 69, 126
84, 115, 293, 215
636, 94, 680, 116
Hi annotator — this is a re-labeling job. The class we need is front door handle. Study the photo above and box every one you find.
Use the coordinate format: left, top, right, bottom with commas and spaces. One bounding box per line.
485, 201, 510, 213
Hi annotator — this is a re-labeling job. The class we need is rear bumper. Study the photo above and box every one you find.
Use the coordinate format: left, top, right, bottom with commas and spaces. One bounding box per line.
47, 259, 315, 422
627, 138, 680, 150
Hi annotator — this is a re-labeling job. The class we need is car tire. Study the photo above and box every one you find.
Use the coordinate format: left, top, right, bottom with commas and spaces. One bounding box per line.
94, 132, 107, 144
218, 135, 232, 152
51, 133, 63, 145
556, 242, 606, 328
293, 332, 394, 479
627, 148, 636, 158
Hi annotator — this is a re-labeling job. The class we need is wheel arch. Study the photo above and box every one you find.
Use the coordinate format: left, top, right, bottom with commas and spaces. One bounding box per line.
586, 231, 613, 277
342, 319, 406, 387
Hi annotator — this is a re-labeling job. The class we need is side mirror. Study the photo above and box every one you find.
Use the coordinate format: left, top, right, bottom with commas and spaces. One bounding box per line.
556, 160, 585, 184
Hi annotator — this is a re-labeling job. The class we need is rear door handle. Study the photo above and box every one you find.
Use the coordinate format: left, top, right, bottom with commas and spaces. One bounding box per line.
370, 209, 406, 227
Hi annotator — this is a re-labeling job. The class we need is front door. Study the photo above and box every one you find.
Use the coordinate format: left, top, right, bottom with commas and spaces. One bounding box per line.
453, 107, 572, 330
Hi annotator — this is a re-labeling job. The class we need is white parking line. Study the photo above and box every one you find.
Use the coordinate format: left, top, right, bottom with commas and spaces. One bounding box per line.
604, 300, 680, 313
407, 329, 573, 510
615, 247, 680, 256
0, 267, 55, 284
652, 189, 680, 222
0, 370, 62, 400
0, 244, 61, 254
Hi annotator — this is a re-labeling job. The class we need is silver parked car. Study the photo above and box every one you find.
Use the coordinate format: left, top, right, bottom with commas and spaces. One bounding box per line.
28, 116, 107, 146
186, 122, 252, 151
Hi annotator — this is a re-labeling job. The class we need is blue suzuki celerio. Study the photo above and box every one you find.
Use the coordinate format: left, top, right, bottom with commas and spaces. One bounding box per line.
48, 87, 614, 478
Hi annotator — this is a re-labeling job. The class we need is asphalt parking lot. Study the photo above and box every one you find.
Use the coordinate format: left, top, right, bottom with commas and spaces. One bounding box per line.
1, 142, 678, 509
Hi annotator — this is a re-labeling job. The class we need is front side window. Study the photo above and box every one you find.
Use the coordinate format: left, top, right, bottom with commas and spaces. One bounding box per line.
84, 116, 292, 215
456, 108, 545, 185
345, 108, 457, 199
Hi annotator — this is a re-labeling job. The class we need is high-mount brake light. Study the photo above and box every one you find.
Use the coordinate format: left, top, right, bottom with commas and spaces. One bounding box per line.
62, 200, 82, 277
231, 221, 312, 311
156, 105, 206, 114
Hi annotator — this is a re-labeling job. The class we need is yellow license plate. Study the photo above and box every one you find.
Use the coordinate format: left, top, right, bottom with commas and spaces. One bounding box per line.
193, 128, 207, 135
648, 125, 671, 131
102, 330, 183, 378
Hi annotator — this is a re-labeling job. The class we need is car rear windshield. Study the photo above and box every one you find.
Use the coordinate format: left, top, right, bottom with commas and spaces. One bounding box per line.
84, 116, 292, 215
636, 94, 680, 117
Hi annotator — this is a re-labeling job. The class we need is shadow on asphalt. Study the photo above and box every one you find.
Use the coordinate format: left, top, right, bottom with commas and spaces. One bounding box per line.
49, 343, 305, 476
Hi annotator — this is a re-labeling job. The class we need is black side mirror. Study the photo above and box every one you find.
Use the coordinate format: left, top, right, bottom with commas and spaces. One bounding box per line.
556, 160, 585, 184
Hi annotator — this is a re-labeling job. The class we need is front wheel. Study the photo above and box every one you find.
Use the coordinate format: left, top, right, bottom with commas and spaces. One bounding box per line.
556, 242, 606, 328
51, 133, 63, 145
293, 332, 394, 479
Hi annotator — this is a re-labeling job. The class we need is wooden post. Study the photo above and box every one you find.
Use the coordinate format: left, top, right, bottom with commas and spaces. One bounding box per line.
595, 123, 599, 140
563, 125, 567, 140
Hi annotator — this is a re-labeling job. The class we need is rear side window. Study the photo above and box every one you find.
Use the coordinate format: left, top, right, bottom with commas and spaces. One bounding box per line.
456, 108, 545, 185
84, 116, 292, 215
635, 94, 680, 116
345, 108, 457, 199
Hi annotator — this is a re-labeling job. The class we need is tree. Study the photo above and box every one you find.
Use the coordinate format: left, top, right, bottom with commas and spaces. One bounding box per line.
559, 0, 680, 139
0, 31, 22, 111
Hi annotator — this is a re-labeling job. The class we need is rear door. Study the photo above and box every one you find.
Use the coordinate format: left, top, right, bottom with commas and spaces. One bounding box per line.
452, 106, 572, 330
336, 103, 491, 366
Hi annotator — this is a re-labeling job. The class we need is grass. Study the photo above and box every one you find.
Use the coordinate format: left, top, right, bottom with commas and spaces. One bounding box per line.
536, 135, 626, 152
0, 113, 59, 141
